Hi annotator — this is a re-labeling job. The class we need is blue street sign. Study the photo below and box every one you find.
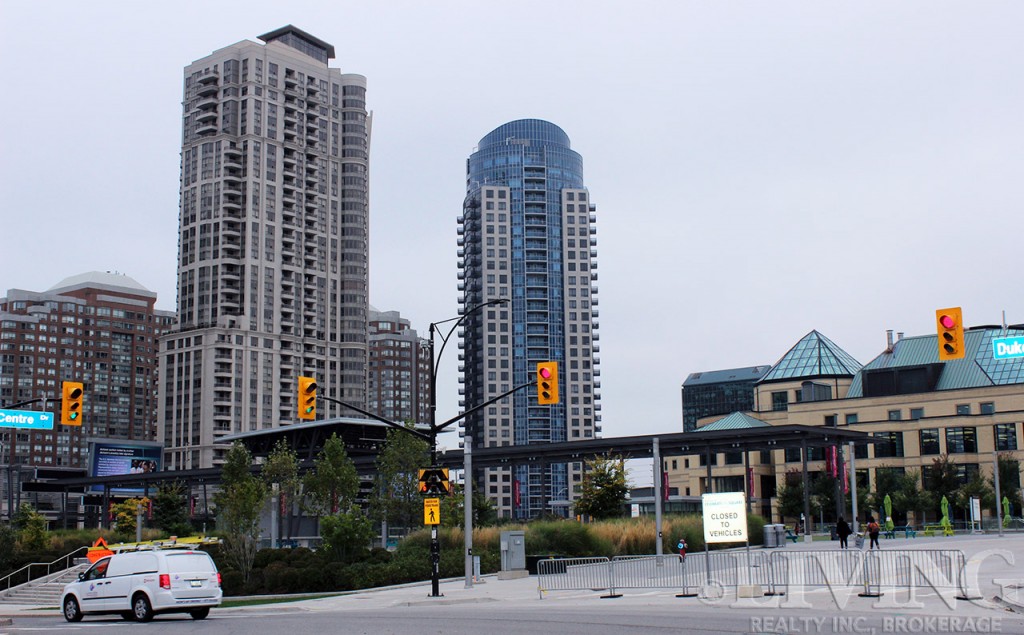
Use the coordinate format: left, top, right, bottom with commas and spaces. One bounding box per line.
993, 336, 1024, 360
0, 409, 54, 430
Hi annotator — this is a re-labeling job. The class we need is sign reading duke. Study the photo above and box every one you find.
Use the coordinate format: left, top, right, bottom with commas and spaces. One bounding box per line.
992, 336, 1024, 360
702, 491, 748, 544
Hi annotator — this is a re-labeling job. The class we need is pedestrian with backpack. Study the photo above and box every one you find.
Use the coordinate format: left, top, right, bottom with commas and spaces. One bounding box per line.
867, 516, 881, 550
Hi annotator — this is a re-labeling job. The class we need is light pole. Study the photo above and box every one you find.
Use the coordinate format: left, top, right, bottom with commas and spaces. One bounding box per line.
323, 297, 535, 599
425, 298, 508, 597
427, 297, 509, 464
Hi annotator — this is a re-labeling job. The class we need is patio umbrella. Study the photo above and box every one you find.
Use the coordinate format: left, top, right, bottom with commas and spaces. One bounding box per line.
884, 494, 894, 531
1003, 496, 1012, 528
940, 495, 952, 531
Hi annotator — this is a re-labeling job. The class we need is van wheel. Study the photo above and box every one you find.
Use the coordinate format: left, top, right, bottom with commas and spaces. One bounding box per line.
132, 593, 154, 622
190, 607, 210, 620
63, 596, 83, 622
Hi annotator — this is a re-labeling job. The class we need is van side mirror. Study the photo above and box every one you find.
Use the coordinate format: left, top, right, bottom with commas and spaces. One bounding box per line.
78, 573, 85, 581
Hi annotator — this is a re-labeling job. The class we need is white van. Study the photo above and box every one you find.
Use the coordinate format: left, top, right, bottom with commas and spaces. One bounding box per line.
62, 549, 222, 622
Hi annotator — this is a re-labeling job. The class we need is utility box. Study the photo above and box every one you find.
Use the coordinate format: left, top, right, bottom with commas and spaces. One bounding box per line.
499, 530, 527, 579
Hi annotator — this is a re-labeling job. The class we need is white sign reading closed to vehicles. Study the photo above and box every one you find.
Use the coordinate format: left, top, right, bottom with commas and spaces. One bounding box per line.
702, 491, 748, 544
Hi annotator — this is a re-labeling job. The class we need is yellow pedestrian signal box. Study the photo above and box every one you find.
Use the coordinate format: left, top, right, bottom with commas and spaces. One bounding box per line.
298, 376, 317, 420
61, 381, 84, 426
936, 307, 965, 361
419, 468, 450, 495
537, 361, 559, 405
423, 498, 440, 526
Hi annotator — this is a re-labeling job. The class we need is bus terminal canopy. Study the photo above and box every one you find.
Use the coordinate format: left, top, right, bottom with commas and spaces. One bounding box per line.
37, 421, 873, 492
436, 424, 876, 469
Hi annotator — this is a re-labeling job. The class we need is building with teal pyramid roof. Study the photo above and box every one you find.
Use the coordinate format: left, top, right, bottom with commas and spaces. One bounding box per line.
669, 324, 1024, 529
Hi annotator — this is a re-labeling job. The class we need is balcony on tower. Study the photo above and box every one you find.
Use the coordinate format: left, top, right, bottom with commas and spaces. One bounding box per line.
196, 121, 218, 136
195, 109, 217, 125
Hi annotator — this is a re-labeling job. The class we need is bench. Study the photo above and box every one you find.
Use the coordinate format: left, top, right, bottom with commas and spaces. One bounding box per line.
883, 526, 917, 539
784, 529, 800, 543
922, 524, 954, 537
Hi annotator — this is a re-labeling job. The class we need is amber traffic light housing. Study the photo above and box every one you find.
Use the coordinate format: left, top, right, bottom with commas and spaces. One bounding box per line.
61, 381, 84, 426
298, 376, 317, 420
537, 361, 560, 405
936, 307, 965, 361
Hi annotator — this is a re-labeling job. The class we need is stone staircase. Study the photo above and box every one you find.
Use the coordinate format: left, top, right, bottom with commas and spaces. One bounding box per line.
0, 561, 91, 606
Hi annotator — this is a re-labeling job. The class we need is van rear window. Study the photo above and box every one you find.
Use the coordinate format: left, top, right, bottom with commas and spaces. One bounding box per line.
165, 553, 215, 573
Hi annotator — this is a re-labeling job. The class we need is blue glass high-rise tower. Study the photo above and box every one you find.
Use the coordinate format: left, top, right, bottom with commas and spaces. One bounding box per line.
458, 120, 601, 519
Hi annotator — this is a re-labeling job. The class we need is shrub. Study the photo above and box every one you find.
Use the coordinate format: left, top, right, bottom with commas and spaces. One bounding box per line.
220, 570, 245, 596
525, 520, 613, 556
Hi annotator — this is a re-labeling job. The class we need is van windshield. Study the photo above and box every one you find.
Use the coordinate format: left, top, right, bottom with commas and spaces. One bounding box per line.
165, 553, 215, 573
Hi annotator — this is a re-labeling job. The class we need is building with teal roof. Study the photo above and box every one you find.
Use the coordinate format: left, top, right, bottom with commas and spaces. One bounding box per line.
670, 325, 1024, 528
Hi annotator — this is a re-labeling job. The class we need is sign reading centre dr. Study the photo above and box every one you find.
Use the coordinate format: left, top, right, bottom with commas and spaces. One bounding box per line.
0, 408, 54, 430
702, 491, 748, 544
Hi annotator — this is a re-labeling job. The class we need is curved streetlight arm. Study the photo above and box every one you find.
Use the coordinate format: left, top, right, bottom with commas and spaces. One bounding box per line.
430, 298, 509, 383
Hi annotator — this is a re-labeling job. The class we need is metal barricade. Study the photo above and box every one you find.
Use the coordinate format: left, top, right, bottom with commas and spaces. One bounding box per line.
537, 549, 967, 600
768, 549, 965, 598
539, 551, 771, 599
610, 555, 687, 594
537, 557, 610, 599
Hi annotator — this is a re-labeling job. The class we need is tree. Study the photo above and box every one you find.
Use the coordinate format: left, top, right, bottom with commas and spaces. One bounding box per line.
895, 469, 928, 525
924, 454, 960, 519
303, 433, 360, 517
262, 439, 300, 541
776, 477, 804, 523
152, 481, 194, 537
993, 455, 1023, 516
439, 482, 498, 528
13, 504, 48, 551
214, 442, 267, 583
319, 508, 375, 563
810, 473, 838, 524
955, 473, 995, 520
110, 497, 150, 537
0, 523, 15, 571
369, 424, 429, 532
574, 455, 629, 520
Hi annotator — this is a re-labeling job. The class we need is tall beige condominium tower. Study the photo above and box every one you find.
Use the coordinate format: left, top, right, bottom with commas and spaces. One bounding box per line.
160, 26, 371, 469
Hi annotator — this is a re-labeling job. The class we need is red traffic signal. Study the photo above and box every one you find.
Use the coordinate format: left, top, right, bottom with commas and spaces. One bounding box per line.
537, 361, 559, 405
935, 307, 965, 361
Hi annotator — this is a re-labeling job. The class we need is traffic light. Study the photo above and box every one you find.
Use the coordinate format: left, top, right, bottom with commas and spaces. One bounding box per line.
297, 376, 317, 420
61, 381, 84, 426
936, 307, 965, 361
418, 468, 450, 495
537, 361, 559, 405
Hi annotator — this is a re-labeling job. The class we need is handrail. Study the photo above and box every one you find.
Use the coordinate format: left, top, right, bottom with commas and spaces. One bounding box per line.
1, 545, 89, 593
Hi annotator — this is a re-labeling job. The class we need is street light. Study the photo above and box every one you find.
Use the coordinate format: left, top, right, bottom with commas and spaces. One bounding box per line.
427, 298, 509, 463
320, 297, 530, 598
425, 297, 508, 597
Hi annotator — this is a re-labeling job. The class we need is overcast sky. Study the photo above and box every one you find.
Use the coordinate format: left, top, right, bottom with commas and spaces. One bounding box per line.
2, 1, 1022, 461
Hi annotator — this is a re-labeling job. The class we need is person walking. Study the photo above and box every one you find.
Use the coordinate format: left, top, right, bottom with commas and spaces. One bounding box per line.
867, 516, 881, 550
836, 516, 852, 549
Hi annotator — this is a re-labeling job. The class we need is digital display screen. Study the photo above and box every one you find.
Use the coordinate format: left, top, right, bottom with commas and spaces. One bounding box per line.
88, 442, 163, 494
